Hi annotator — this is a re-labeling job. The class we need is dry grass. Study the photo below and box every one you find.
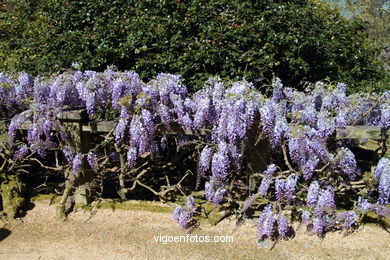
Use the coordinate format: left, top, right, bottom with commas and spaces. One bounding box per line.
0, 201, 389, 260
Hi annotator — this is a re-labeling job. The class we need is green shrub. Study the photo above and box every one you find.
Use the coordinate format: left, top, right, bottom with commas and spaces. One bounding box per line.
0, 0, 387, 92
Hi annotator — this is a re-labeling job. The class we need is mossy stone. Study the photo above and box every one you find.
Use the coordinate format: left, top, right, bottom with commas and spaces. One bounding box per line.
0, 175, 25, 219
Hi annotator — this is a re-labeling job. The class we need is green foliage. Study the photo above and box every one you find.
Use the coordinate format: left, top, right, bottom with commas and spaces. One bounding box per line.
325, 0, 390, 47
0, 0, 387, 92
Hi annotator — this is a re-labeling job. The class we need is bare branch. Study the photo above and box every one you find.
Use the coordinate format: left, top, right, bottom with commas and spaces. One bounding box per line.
282, 142, 296, 173
29, 158, 63, 171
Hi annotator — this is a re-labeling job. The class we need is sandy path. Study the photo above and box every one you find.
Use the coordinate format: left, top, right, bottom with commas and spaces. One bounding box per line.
0, 202, 389, 260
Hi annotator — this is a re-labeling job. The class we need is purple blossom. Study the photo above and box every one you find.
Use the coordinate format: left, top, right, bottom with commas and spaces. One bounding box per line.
129, 115, 143, 149
87, 152, 98, 172
42, 119, 52, 138
321, 94, 332, 110
115, 119, 127, 144
178, 211, 191, 229
205, 182, 214, 201
72, 153, 83, 175
307, 135, 333, 163
158, 104, 172, 125
16, 72, 33, 99
332, 83, 347, 107
8, 111, 29, 145
301, 210, 311, 225
193, 96, 210, 129
337, 211, 358, 230
213, 105, 229, 141
288, 136, 302, 166
173, 196, 197, 229
240, 194, 256, 213
126, 147, 137, 167
378, 170, 390, 204
141, 109, 155, 136
33, 77, 50, 103
62, 146, 75, 163
227, 80, 252, 96
374, 158, 390, 181
51, 74, 81, 107
211, 141, 229, 181
258, 175, 272, 197
277, 213, 289, 238
272, 116, 290, 146
184, 97, 195, 111
198, 146, 213, 176
173, 206, 183, 222
374, 205, 390, 219
212, 187, 226, 205
226, 99, 247, 143
85, 91, 96, 118
307, 181, 320, 208
335, 109, 347, 128
155, 73, 187, 100
301, 105, 318, 126
315, 186, 335, 215
285, 174, 298, 200
303, 156, 319, 180
379, 104, 390, 130
316, 111, 335, 138
111, 78, 127, 109
186, 196, 196, 214
275, 174, 298, 202
228, 142, 241, 168
312, 217, 324, 235
160, 136, 167, 150
244, 100, 257, 128
13, 145, 29, 161
357, 197, 372, 213
271, 77, 284, 103
275, 177, 285, 201
264, 164, 277, 176
257, 204, 275, 239
259, 100, 275, 138
335, 148, 358, 180
36, 147, 47, 158
181, 113, 193, 131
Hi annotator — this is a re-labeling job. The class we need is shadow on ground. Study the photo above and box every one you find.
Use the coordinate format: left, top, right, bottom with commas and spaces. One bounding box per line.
0, 228, 11, 241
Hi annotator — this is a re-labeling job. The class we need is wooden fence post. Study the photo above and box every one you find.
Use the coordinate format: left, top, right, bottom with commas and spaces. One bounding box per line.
58, 110, 92, 210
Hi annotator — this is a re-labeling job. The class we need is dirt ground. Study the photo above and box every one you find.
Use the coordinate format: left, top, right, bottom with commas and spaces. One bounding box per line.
0, 201, 389, 260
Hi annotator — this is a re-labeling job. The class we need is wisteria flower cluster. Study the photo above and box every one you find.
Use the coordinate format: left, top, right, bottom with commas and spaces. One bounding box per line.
173, 196, 197, 229
1, 68, 389, 241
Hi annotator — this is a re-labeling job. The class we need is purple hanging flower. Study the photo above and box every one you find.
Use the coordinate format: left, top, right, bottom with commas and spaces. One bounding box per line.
312, 217, 324, 235
258, 175, 272, 197
198, 146, 213, 176
13, 145, 29, 161
337, 211, 358, 230
374, 158, 390, 181
240, 194, 256, 213
378, 171, 390, 204
87, 152, 98, 172
301, 210, 311, 225
264, 164, 277, 176
72, 153, 83, 175
173, 206, 183, 222
307, 181, 320, 208
186, 196, 197, 214
257, 204, 275, 239
212, 187, 226, 205
277, 213, 290, 238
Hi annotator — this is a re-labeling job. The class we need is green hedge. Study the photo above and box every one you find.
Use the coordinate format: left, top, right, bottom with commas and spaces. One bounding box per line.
0, 0, 387, 92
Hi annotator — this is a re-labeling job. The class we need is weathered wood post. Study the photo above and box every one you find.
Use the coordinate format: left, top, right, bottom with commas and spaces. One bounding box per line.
56, 109, 92, 218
